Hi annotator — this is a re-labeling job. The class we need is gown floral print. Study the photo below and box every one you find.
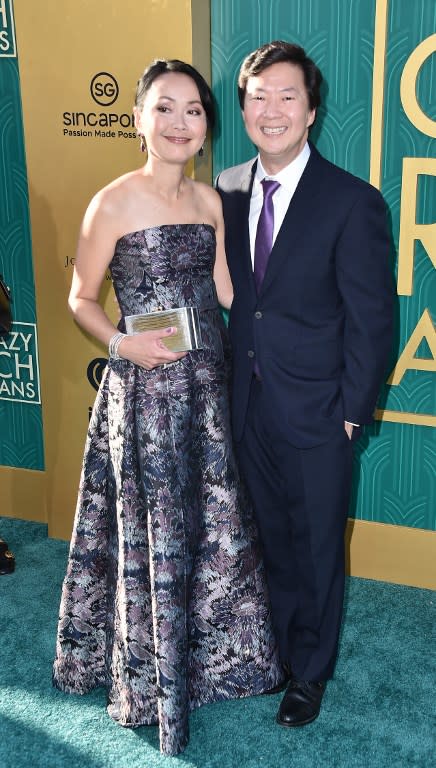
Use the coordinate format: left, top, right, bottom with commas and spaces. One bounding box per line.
52, 224, 282, 755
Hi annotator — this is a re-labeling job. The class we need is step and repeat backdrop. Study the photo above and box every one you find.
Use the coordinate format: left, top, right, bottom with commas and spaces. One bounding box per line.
211, 0, 436, 542
0, 0, 434, 583
0, 0, 44, 470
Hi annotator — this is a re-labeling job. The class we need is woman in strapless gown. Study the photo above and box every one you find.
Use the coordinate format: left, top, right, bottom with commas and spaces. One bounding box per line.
53, 59, 282, 756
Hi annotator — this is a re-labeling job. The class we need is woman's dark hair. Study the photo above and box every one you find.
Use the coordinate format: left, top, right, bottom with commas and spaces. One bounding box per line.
237, 40, 322, 112
135, 59, 215, 132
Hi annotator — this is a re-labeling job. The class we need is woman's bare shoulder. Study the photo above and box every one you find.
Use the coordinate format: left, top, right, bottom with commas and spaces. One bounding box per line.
83, 170, 144, 232
191, 180, 223, 222
192, 179, 220, 200
93, 169, 142, 208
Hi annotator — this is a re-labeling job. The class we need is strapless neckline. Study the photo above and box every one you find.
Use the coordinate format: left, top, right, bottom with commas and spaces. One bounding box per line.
116, 222, 216, 245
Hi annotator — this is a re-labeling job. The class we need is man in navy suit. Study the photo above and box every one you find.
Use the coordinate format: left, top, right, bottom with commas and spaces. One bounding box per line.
216, 41, 393, 727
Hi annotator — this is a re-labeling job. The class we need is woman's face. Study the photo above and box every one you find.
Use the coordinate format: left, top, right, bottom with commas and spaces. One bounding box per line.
135, 71, 207, 163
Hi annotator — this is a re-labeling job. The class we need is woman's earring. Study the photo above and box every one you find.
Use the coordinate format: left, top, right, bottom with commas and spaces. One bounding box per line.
139, 134, 147, 153
198, 145, 204, 157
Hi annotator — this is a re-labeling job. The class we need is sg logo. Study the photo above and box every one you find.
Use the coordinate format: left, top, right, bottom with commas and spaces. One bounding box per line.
90, 72, 119, 107
87, 358, 108, 392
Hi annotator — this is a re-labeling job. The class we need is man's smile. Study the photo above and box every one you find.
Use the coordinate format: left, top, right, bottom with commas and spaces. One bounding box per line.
260, 126, 288, 135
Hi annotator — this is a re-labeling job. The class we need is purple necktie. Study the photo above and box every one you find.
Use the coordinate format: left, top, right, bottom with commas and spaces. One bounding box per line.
253, 179, 280, 292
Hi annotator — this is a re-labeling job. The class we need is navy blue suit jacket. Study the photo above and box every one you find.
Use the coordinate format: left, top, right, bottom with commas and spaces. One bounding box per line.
216, 145, 394, 447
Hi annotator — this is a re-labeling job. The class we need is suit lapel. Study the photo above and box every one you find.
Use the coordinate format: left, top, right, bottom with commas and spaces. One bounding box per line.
236, 160, 257, 294
260, 147, 324, 296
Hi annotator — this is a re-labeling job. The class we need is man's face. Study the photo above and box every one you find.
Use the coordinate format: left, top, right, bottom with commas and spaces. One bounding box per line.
242, 61, 316, 174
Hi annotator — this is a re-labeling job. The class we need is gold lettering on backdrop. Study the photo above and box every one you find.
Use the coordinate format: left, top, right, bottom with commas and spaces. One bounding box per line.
0, 0, 16, 57
397, 158, 436, 296
400, 34, 436, 138
369, 0, 388, 189
371, 1, 435, 427
388, 309, 436, 385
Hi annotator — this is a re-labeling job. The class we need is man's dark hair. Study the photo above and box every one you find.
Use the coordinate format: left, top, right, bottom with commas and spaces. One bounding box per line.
135, 58, 215, 132
237, 40, 322, 112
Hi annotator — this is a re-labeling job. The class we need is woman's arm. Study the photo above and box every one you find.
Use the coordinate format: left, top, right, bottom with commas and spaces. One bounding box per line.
211, 193, 234, 310
68, 191, 121, 345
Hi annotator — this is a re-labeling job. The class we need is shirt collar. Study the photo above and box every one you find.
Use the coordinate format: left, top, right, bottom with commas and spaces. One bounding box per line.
254, 141, 311, 192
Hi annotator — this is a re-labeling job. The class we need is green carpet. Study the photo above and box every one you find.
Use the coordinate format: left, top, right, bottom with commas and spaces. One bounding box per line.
0, 517, 434, 768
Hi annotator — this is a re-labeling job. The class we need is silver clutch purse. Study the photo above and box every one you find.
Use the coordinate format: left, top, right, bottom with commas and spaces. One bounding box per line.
124, 306, 203, 352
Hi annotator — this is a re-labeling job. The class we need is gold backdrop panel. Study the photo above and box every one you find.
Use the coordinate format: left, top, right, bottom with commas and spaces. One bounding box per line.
14, 0, 194, 539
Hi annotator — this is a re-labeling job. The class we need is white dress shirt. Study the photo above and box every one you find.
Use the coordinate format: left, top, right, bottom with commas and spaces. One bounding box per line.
248, 142, 311, 265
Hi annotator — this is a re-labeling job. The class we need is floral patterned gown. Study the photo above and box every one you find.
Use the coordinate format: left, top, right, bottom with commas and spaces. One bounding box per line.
52, 224, 282, 756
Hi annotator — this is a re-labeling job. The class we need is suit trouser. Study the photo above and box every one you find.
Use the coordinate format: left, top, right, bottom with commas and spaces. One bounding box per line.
235, 377, 355, 682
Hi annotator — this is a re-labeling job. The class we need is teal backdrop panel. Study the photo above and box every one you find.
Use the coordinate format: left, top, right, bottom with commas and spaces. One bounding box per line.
0, 0, 44, 469
211, 0, 436, 530
375, 0, 436, 532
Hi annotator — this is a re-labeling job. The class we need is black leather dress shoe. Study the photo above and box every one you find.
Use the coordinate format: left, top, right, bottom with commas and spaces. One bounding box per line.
0, 538, 15, 575
277, 679, 325, 727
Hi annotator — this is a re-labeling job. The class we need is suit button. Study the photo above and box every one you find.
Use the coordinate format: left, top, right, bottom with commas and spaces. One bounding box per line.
247, 350, 255, 358
254, 311, 262, 319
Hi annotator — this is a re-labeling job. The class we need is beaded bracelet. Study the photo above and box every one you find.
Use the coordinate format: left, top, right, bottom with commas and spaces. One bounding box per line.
108, 331, 126, 360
